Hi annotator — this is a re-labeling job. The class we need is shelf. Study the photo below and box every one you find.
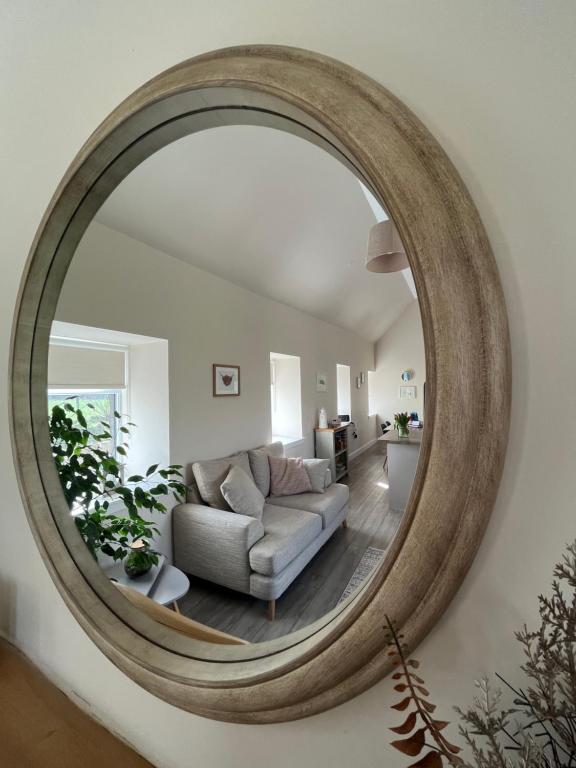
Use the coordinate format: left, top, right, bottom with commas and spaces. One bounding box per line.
336, 469, 348, 481
335, 448, 347, 457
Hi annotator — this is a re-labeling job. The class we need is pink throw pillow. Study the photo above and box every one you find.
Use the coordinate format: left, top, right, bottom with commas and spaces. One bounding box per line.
269, 456, 313, 497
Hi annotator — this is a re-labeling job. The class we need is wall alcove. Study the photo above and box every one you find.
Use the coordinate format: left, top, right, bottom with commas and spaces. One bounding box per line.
10, 45, 510, 723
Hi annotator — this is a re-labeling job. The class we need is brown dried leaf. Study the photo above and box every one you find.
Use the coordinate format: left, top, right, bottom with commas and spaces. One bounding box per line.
444, 741, 461, 755
430, 720, 449, 732
392, 672, 403, 680
420, 700, 437, 713
392, 696, 412, 711
411, 674, 425, 685
408, 659, 420, 668
409, 751, 444, 768
394, 683, 409, 692
391, 728, 426, 756
416, 685, 430, 697
390, 711, 417, 735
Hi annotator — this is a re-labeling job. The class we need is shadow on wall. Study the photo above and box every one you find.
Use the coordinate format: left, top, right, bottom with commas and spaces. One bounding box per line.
0, 575, 17, 640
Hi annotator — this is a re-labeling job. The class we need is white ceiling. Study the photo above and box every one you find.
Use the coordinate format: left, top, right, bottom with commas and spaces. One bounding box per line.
95, 125, 414, 342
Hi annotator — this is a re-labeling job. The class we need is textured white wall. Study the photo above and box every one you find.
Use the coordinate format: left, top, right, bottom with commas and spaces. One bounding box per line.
371, 301, 426, 424
1, 2, 575, 767
56, 223, 375, 465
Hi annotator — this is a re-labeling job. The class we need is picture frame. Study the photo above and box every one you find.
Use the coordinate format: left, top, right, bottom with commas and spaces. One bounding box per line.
360, 372, 366, 384
399, 385, 416, 399
213, 364, 240, 397
356, 376, 361, 389
316, 372, 327, 392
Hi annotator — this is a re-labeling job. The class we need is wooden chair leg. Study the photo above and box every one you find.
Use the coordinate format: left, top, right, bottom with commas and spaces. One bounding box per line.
267, 600, 276, 621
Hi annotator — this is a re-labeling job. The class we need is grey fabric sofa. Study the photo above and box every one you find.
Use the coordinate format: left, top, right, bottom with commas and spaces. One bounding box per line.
172, 442, 349, 619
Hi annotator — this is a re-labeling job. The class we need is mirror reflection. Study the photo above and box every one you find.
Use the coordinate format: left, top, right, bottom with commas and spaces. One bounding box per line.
48, 125, 425, 644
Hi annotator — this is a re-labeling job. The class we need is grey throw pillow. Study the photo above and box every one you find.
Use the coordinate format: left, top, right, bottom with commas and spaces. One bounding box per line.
303, 458, 330, 493
220, 465, 265, 519
248, 441, 284, 497
192, 451, 253, 510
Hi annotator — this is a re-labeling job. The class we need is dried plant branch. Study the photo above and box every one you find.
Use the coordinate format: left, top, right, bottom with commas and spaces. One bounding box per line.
385, 616, 464, 767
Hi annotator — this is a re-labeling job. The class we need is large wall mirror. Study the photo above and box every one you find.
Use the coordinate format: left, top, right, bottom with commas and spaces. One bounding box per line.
10, 45, 510, 722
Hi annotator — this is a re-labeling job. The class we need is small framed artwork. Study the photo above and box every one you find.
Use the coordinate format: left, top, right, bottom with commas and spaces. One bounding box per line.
360, 372, 366, 384
316, 372, 327, 392
213, 364, 240, 397
356, 376, 361, 389
399, 385, 416, 399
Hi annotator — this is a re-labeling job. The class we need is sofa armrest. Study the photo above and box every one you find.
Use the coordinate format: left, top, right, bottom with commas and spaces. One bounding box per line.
325, 467, 333, 488
172, 503, 264, 594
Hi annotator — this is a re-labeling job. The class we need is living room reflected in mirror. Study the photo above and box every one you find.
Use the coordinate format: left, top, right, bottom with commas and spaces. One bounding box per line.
47, 125, 426, 645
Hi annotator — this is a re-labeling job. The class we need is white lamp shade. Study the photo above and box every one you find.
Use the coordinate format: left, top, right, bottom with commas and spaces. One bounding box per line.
365, 220, 409, 273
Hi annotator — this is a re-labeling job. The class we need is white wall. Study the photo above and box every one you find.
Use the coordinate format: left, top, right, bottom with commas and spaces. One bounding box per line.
371, 301, 426, 425
1, 4, 576, 768
55, 222, 376, 471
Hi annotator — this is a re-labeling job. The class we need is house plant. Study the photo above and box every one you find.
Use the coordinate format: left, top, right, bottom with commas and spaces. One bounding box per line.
49, 400, 186, 577
386, 540, 576, 767
395, 412, 411, 437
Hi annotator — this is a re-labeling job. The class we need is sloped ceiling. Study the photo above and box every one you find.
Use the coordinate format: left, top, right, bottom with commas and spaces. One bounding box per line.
96, 125, 414, 342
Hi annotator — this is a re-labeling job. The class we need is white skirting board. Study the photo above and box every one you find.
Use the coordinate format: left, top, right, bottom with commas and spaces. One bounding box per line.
349, 438, 378, 462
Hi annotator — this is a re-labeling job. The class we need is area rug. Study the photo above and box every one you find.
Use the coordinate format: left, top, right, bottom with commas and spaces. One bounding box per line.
338, 547, 386, 604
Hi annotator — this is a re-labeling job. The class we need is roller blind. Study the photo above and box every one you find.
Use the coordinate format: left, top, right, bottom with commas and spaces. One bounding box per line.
48, 344, 126, 389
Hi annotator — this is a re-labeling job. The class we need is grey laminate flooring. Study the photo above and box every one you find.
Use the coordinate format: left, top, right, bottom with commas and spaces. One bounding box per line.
178, 443, 403, 643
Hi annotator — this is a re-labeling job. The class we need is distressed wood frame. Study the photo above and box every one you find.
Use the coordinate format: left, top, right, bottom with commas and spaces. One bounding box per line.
9, 45, 511, 723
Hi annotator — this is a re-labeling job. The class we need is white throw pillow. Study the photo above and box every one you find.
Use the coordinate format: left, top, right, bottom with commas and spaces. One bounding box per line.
220, 465, 265, 519
302, 458, 330, 493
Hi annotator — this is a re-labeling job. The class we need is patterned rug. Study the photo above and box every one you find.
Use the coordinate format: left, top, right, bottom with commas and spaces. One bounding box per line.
338, 547, 386, 603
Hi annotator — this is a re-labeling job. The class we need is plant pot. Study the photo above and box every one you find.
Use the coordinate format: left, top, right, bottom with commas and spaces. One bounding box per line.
124, 541, 154, 579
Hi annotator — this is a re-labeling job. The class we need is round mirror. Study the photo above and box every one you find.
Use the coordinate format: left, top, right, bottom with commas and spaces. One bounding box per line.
10, 46, 510, 721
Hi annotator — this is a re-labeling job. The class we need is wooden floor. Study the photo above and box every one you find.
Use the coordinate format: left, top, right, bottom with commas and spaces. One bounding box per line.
0, 639, 153, 768
179, 444, 403, 643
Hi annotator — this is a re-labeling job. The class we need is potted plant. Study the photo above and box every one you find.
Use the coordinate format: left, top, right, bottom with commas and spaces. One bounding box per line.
49, 400, 186, 578
395, 412, 411, 438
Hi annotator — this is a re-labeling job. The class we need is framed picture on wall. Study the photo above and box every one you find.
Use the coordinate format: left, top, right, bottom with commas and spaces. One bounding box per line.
213, 364, 240, 397
316, 372, 327, 392
399, 385, 416, 399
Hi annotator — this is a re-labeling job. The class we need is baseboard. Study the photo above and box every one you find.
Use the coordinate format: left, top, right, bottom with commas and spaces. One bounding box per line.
349, 438, 378, 462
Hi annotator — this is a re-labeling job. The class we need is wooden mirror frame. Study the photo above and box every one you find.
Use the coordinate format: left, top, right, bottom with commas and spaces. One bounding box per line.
10, 45, 510, 723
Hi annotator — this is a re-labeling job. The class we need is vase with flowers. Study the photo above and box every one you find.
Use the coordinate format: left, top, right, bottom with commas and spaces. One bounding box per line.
394, 412, 410, 438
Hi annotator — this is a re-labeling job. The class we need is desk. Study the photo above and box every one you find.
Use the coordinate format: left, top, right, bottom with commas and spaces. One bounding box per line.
379, 428, 423, 513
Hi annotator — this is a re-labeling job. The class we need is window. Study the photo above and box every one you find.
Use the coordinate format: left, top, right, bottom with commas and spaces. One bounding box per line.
336, 364, 351, 418
47, 389, 124, 461
269, 353, 302, 444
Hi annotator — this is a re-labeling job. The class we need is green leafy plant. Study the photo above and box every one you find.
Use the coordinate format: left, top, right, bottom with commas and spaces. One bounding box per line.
395, 412, 411, 430
49, 400, 186, 568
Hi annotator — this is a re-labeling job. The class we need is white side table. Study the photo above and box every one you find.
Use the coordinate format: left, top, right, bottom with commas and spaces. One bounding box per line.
149, 565, 189, 612
105, 560, 189, 613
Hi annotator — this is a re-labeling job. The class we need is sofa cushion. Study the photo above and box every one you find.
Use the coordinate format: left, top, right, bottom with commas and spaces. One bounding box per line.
220, 465, 265, 520
269, 456, 312, 497
192, 451, 253, 510
248, 441, 284, 497
268, 483, 349, 529
302, 458, 330, 493
248, 504, 322, 576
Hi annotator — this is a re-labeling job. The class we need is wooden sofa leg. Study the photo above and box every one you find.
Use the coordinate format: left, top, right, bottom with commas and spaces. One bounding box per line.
267, 600, 276, 621
342, 519, 348, 529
